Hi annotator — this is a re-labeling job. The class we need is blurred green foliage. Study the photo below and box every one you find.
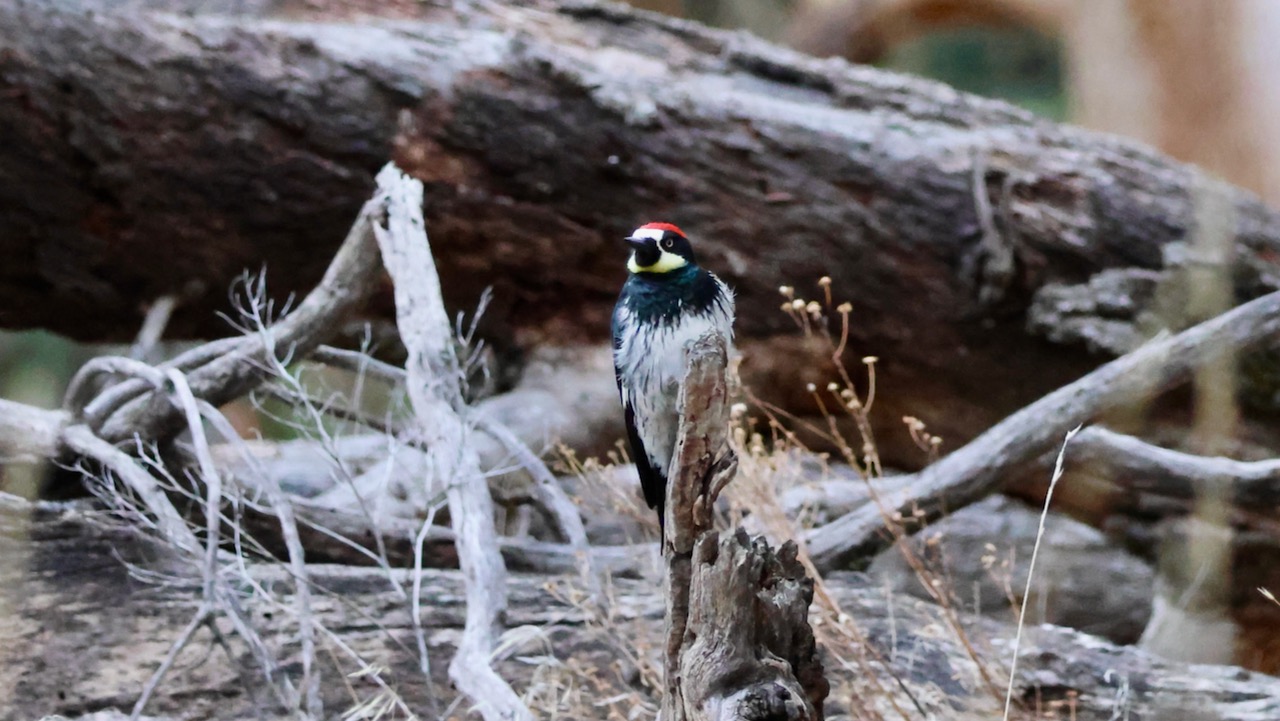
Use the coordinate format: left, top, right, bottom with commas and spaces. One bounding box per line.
879, 26, 1066, 120
0, 330, 82, 407
0, 330, 86, 497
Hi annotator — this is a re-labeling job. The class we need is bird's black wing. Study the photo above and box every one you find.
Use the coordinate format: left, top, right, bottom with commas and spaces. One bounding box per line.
613, 301, 667, 526
624, 401, 666, 521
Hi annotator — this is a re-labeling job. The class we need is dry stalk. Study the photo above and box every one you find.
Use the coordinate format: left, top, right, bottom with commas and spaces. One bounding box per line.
1002, 426, 1080, 721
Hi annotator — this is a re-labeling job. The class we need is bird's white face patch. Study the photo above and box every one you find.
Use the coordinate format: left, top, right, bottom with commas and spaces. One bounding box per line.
630, 228, 666, 242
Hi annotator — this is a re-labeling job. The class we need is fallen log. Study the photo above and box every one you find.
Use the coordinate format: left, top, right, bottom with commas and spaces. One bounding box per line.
8, 0, 1280, 460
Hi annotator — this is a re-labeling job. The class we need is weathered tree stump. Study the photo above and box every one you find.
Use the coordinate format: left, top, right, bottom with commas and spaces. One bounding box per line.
662, 334, 828, 721
682, 530, 827, 721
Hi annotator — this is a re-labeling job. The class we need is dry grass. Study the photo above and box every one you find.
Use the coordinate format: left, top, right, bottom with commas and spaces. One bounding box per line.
715, 276, 1078, 719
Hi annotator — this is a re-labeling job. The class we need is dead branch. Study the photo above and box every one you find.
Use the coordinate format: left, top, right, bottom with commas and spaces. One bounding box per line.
0, 400, 66, 464
247, 490, 652, 576
92, 198, 384, 445
472, 416, 601, 595
662, 334, 826, 721
368, 163, 531, 721
1067, 426, 1280, 508
0, 166, 400, 718
129, 370, 228, 721
308, 341, 600, 588
60, 425, 197, 554
198, 402, 321, 717
806, 288, 1280, 571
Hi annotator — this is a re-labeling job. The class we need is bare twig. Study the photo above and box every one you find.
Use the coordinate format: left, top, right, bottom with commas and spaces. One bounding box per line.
807, 289, 1280, 571
82, 337, 242, 430
316, 308, 599, 590
369, 163, 531, 721
131, 294, 178, 362
60, 425, 197, 553
130, 369, 225, 721
199, 403, 321, 718
474, 416, 599, 596
130, 604, 212, 721
63, 356, 166, 417
412, 503, 442, 696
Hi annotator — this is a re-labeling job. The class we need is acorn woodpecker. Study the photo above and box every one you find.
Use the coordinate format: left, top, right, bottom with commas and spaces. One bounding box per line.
612, 222, 735, 529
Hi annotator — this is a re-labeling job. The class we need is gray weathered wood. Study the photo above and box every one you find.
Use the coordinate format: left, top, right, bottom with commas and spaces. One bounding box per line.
662, 334, 826, 721
370, 164, 532, 721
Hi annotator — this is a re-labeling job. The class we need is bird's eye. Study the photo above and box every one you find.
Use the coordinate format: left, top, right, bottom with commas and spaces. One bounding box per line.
662, 238, 674, 250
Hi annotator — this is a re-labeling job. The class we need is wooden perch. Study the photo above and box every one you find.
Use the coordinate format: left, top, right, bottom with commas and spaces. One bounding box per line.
663, 334, 827, 721
681, 531, 828, 721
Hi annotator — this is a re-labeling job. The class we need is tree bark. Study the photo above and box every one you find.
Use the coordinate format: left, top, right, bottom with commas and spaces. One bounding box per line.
8, 0, 1280, 460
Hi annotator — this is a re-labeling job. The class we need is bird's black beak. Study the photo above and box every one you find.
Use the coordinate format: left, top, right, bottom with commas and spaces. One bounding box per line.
624, 236, 661, 268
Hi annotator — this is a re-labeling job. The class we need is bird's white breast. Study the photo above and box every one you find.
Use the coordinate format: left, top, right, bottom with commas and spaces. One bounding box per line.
615, 279, 734, 477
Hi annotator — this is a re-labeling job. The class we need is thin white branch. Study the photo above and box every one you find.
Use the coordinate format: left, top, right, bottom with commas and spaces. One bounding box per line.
163, 370, 222, 599
61, 425, 197, 554
413, 504, 441, 681
370, 163, 532, 721
131, 294, 178, 362
199, 402, 321, 718
0, 400, 66, 464
130, 369, 227, 721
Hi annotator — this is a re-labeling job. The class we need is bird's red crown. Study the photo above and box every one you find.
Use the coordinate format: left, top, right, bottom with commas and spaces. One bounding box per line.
638, 222, 686, 238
